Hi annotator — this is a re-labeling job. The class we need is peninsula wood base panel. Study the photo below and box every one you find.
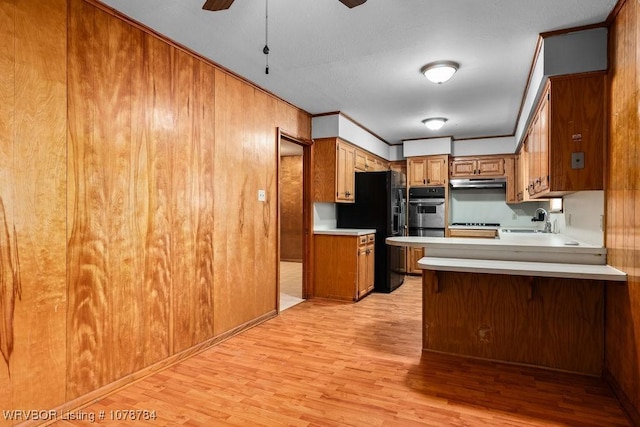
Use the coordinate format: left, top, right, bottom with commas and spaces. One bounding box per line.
422, 270, 604, 375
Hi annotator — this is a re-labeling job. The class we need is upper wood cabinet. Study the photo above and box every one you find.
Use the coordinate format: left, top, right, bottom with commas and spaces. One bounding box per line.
354, 149, 389, 172
313, 137, 355, 203
504, 155, 517, 203
408, 155, 448, 187
389, 160, 407, 186
450, 155, 505, 178
527, 73, 605, 198
514, 146, 530, 203
354, 149, 367, 172
369, 156, 388, 171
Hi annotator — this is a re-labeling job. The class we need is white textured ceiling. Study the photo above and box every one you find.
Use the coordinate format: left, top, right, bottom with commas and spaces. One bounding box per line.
99, 0, 616, 144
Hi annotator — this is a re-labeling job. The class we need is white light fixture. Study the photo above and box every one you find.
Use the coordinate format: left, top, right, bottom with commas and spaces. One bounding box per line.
421, 61, 459, 84
422, 118, 447, 130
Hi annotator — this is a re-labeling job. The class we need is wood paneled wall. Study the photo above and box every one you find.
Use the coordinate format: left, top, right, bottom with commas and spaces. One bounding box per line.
280, 156, 303, 261
0, 0, 68, 421
606, 0, 640, 422
0, 0, 310, 421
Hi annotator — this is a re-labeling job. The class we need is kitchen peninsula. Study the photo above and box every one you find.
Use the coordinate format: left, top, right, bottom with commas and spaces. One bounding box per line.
387, 233, 626, 375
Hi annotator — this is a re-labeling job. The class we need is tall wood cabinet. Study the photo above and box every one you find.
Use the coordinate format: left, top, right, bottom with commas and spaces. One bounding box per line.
526, 73, 605, 198
313, 137, 356, 203
408, 155, 448, 187
313, 233, 375, 301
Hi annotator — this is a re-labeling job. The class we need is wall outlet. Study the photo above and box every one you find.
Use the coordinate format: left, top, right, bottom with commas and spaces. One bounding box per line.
566, 213, 572, 226
258, 189, 266, 202
571, 152, 585, 169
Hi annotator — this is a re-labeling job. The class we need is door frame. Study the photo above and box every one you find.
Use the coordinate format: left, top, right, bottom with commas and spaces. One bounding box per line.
276, 128, 313, 311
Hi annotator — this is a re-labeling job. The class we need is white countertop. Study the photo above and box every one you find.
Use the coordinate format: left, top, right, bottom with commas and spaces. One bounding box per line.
448, 225, 501, 230
314, 228, 376, 236
387, 233, 608, 265
387, 233, 626, 281
418, 257, 627, 282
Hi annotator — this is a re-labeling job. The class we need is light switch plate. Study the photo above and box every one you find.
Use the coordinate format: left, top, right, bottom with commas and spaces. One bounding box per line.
258, 189, 266, 202
571, 152, 585, 169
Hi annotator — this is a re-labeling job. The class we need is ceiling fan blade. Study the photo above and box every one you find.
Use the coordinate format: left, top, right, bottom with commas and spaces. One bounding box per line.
339, 0, 367, 8
202, 0, 234, 11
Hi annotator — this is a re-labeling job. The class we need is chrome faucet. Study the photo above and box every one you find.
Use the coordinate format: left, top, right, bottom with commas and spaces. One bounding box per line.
532, 208, 552, 233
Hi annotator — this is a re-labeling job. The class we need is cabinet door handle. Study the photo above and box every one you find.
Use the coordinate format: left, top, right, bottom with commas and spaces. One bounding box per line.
345, 191, 351, 197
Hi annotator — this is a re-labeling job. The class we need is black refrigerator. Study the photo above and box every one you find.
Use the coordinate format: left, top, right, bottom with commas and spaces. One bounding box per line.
337, 170, 406, 293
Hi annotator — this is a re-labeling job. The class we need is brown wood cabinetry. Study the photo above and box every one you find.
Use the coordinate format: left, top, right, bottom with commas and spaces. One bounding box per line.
422, 270, 604, 375
357, 234, 376, 298
448, 228, 497, 238
355, 149, 389, 172
315, 139, 389, 202
389, 160, 407, 186
450, 155, 505, 178
504, 155, 517, 203
370, 156, 387, 171
407, 247, 424, 275
514, 145, 530, 203
526, 73, 605, 198
313, 233, 375, 301
355, 149, 367, 171
408, 155, 448, 187
313, 137, 356, 203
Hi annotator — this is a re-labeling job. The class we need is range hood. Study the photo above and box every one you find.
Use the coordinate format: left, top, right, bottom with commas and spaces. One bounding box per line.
449, 177, 507, 189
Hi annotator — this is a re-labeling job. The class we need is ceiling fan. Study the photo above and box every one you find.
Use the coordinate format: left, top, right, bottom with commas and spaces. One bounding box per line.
203, 0, 366, 11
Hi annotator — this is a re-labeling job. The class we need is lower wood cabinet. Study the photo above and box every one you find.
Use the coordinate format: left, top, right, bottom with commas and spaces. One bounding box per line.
313, 233, 375, 301
448, 228, 497, 238
407, 247, 424, 275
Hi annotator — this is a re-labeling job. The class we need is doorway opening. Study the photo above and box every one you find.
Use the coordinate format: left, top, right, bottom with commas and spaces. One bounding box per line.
278, 130, 311, 312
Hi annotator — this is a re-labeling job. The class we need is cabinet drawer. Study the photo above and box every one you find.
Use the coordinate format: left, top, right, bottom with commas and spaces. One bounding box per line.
367, 234, 375, 243
359, 236, 367, 245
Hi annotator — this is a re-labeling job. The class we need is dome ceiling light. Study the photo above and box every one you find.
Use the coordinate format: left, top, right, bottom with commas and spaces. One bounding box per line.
421, 61, 459, 84
422, 118, 447, 130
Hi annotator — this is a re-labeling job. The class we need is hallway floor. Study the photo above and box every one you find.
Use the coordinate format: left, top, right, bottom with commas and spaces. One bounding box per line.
280, 261, 304, 311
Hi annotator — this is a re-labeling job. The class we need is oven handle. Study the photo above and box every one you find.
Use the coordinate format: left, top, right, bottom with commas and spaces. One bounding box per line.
409, 200, 445, 205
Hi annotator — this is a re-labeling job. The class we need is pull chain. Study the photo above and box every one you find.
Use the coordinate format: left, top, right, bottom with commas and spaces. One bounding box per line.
263, 0, 269, 74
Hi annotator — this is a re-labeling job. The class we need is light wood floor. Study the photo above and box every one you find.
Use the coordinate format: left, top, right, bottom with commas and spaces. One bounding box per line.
280, 261, 304, 312
52, 276, 630, 426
